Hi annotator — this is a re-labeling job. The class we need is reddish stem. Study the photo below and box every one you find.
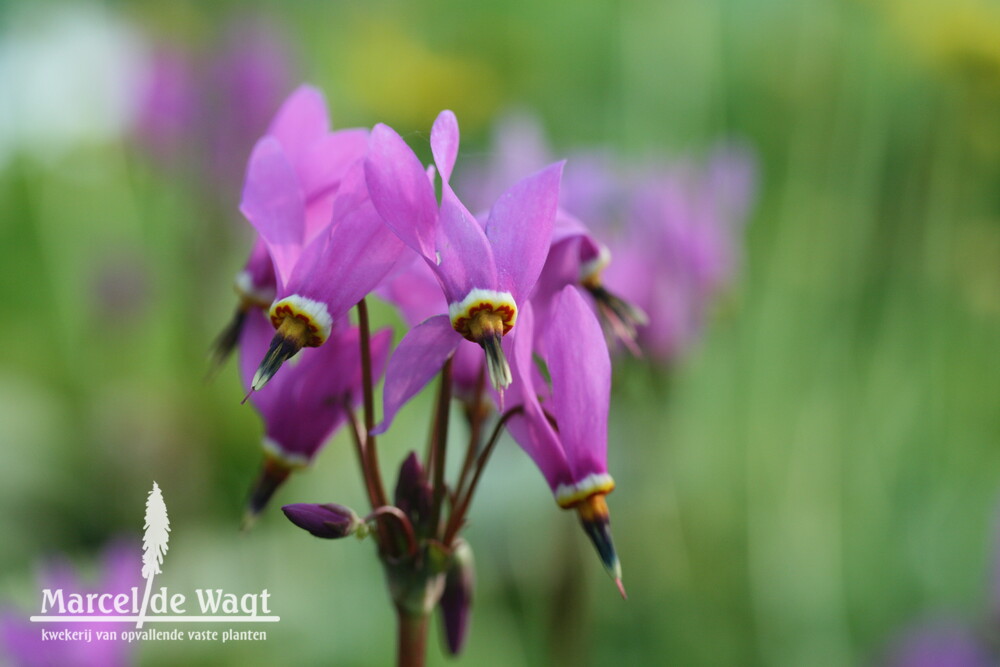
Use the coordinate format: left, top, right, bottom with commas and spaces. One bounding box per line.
443, 405, 523, 545
395, 608, 428, 667
357, 299, 389, 509
430, 357, 453, 537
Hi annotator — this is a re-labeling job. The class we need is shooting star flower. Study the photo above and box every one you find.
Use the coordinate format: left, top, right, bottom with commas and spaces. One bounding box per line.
211, 85, 371, 372
504, 287, 624, 596
365, 110, 562, 431
533, 212, 648, 354
240, 106, 405, 391
239, 309, 392, 520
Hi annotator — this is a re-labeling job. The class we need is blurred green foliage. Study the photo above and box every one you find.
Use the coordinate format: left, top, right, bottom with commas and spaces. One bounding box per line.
1, 0, 999, 665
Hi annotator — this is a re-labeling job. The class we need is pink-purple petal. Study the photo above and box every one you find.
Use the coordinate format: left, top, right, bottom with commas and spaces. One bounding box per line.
283, 170, 406, 315
431, 110, 460, 184
365, 123, 439, 260
502, 302, 571, 491
544, 286, 611, 479
373, 315, 461, 435
434, 184, 498, 302
266, 85, 330, 177
486, 162, 564, 301
240, 136, 306, 291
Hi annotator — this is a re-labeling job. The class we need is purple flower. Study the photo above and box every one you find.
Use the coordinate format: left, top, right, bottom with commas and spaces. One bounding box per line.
132, 45, 198, 165
532, 211, 648, 354
364, 110, 562, 431
465, 110, 756, 363
375, 255, 489, 404
239, 309, 391, 517
461, 112, 648, 352
883, 618, 992, 667
212, 85, 369, 371
0, 542, 140, 667
281, 503, 364, 539
132, 17, 295, 192
239, 93, 405, 391
206, 18, 295, 191
504, 286, 623, 594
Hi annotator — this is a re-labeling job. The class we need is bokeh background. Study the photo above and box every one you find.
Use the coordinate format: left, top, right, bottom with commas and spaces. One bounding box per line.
2, 1, 1000, 665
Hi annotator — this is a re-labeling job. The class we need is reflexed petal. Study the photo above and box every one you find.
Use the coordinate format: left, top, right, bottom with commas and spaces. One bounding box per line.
365, 123, 438, 260
431, 110, 460, 184
284, 192, 405, 319
240, 136, 306, 291
435, 185, 497, 303
545, 286, 610, 478
373, 315, 462, 435
266, 85, 329, 172
486, 162, 563, 301
502, 303, 571, 491
300, 129, 371, 237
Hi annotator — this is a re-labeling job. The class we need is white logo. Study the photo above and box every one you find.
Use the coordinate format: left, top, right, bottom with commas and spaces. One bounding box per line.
29, 482, 279, 641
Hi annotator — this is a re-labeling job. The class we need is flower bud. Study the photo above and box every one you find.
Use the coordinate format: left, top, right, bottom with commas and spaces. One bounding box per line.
394, 451, 432, 533
281, 503, 362, 539
438, 539, 475, 656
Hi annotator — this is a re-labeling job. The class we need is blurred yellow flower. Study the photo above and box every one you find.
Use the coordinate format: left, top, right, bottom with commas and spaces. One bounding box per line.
339, 18, 501, 132
882, 0, 1000, 77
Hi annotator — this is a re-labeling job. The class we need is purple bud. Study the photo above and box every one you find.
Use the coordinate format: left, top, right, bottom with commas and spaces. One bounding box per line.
394, 451, 433, 533
438, 539, 475, 656
281, 503, 362, 539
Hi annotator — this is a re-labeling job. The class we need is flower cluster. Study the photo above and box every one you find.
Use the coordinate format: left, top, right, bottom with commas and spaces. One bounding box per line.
217, 85, 751, 663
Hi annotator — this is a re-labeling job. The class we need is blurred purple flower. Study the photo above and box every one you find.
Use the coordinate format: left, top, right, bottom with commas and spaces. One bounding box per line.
883, 618, 992, 667
206, 19, 295, 189
463, 110, 757, 363
133, 46, 198, 164
132, 16, 294, 193
0, 542, 140, 667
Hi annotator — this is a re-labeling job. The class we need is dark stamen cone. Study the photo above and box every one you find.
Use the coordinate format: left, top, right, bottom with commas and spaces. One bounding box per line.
466, 310, 512, 392
575, 493, 625, 598
585, 284, 648, 357
250, 317, 309, 392
207, 304, 250, 380
242, 455, 293, 530
478, 334, 512, 392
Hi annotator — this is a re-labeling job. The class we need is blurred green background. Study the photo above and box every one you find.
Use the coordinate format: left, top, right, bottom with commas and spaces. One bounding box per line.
1, 0, 999, 665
